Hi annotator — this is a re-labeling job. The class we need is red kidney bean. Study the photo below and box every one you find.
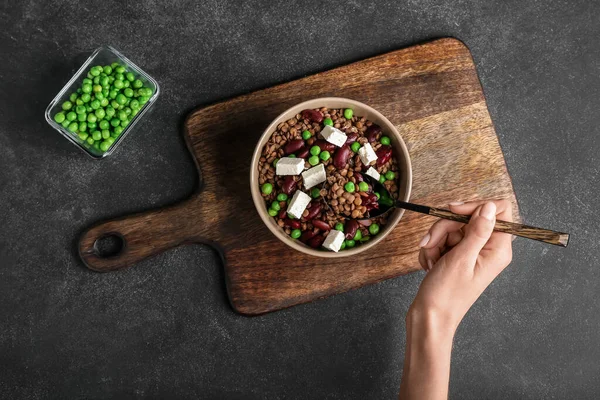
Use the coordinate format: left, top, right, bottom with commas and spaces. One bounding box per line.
283, 219, 301, 229
304, 203, 321, 220
366, 124, 382, 143
314, 139, 335, 152
296, 146, 309, 159
344, 220, 359, 240
301, 109, 324, 123
278, 210, 287, 219
376, 146, 392, 167
300, 230, 317, 243
282, 176, 296, 195
345, 132, 358, 145
354, 172, 364, 183
333, 145, 352, 169
312, 220, 330, 231
284, 139, 305, 155
307, 234, 326, 248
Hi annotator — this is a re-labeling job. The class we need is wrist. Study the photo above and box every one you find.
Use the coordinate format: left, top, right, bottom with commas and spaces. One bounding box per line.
406, 305, 458, 344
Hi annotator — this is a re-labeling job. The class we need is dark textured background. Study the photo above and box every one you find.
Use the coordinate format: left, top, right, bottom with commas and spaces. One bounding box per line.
0, 0, 596, 398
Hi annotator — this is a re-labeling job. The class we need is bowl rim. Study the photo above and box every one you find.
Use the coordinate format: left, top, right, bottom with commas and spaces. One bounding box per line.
250, 97, 412, 258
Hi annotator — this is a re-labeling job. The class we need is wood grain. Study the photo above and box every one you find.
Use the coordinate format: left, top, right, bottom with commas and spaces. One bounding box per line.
79, 38, 521, 315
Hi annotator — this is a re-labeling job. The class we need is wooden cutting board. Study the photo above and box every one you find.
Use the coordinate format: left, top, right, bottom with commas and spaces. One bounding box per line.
79, 38, 520, 315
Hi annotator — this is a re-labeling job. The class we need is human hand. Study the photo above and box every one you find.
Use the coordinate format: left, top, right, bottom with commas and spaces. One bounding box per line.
409, 200, 514, 333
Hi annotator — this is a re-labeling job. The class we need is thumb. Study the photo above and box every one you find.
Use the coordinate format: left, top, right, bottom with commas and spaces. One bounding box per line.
455, 201, 496, 261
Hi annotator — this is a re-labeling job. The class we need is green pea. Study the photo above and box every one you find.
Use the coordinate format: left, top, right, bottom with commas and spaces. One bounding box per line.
375, 192, 380, 200
351, 142, 361, 153
288, 154, 296, 158
114, 126, 124, 135
81, 93, 91, 103
106, 106, 115, 118
115, 66, 125, 74
93, 85, 102, 93
78, 122, 87, 132
268, 208, 278, 217
335, 223, 344, 231
340, 241, 346, 250
133, 79, 143, 89
90, 67, 101, 77
101, 130, 110, 139
95, 109, 105, 120
125, 72, 134, 82
369, 224, 380, 235
87, 122, 97, 130
111, 62, 120, 69
360, 236, 370, 243
77, 113, 86, 122
75, 99, 84, 106
118, 111, 128, 121
61, 101, 73, 110
87, 114, 97, 123
277, 193, 288, 201
291, 229, 302, 239
69, 93, 78, 102
345, 239, 356, 248
95, 91, 105, 100
54, 112, 65, 123
358, 182, 369, 192
310, 187, 321, 198
261, 183, 273, 194
385, 171, 395, 180
111, 100, 120, 109
92, 142, 100, 150
102, 88, 109, 97
86, 136, 95, 145
85, 105, 92, 113
90, 100, 100, 110
354, 230, 362, 241
319, 151, 331, 161
109, 90, 118, 99
344, 108, 353, 119
78, 132, 88, 141
110, 129, 120, 138
99, 120, 110, 130
113, 80, 124, 89
61, 120, 70, 129
110, 118, 120, 127
272, 158, 279, 167
116, 94, 127, 105
302, 130, 311, 140
106, 137, 115, 145
75, 105, 86, 114
100, 98, 109, 107
82, 84, 92, 94
323, 117, 333, 126
123, 80, 131, 88
103, 65, 113, 75
67, 122, 78, 132
82, 78, 92, 85
129, 99, 140, 110
93, 76, 100, 84
66, 112, 76, 121
92, 131, 102, 141
100, 76, 110, 87
309, 155, 319, 166
271, 201, 281, 211
310, 146, 321, 156
124, 88, 134, 97
124, 107, 132, 116
379, 175, 386, 184
86, 72, 93, 79
100, 141, 111, 152
139, 96, 150, 104
142, 87, 153, 96
344, 182, 355, 193
380, 136, 391, 145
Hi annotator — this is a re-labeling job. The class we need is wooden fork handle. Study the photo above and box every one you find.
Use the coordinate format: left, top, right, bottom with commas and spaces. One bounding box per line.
428, 208, 570, 247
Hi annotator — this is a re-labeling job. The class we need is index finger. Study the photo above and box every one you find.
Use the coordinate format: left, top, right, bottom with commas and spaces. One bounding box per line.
451, 199, 513, 250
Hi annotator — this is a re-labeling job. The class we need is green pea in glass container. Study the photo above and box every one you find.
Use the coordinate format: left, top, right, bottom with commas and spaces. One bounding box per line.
45, 46, 159, 159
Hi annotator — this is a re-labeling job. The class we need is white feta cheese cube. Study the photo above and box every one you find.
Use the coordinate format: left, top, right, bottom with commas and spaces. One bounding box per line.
287, 190, 311, 219
276, 157, 305, 176
358, 143, 378, 165
322, 229, 346, 252
320, 125, 347, 147
302, 164, 326, 189
365, 167, 381, 182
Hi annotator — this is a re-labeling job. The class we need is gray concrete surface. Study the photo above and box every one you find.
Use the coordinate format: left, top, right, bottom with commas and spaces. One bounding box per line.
0, 0, 597, 398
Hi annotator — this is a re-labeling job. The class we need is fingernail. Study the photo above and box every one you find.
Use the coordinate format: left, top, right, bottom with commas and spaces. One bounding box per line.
427, 259, 434, 271
449, 201, 464, 206
480, 202, 497, 221
418, 233, 430, 247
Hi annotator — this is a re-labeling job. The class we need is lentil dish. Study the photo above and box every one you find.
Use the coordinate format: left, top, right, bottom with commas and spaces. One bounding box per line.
257, 107, 400, 252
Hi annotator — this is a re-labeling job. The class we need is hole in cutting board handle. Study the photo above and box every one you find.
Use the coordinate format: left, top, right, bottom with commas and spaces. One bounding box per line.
93, 234, 125, 258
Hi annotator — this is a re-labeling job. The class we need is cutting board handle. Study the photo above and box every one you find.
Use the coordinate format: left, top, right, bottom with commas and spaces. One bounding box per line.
79, 197, 208, 272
